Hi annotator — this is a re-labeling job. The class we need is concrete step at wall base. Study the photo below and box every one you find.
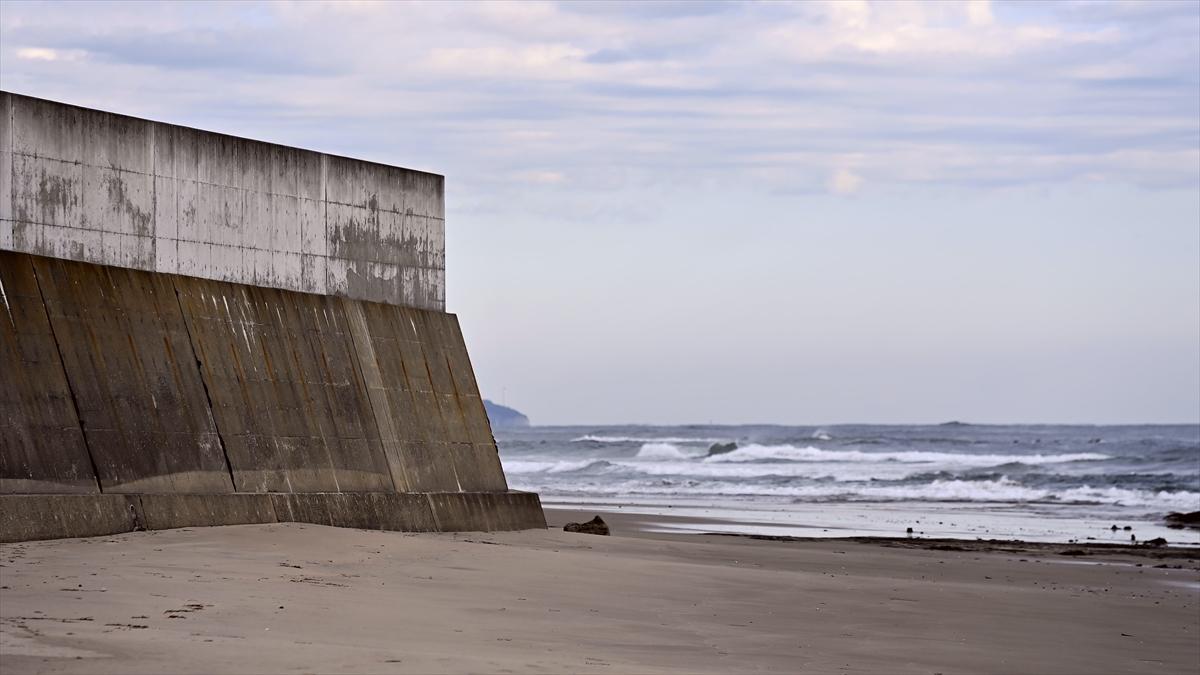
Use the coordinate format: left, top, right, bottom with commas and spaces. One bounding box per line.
0, 491, 547, 542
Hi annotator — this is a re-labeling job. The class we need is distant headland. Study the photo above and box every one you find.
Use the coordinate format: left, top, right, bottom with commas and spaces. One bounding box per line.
484, 400, 530, 428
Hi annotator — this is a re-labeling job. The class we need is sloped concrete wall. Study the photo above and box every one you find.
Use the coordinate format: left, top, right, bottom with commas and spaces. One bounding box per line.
175, 277, 395, 494
0, 254, 97, 494
0, 251, 506, 498
0, 91, 445, 310
31, 254, 234, 494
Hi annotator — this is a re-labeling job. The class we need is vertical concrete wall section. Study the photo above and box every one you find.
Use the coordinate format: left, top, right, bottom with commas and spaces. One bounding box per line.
0, 90, 445, 311
0, 92, 544, 540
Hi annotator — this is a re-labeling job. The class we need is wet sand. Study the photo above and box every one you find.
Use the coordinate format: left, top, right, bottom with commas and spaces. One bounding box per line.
1, 511, 1197, 674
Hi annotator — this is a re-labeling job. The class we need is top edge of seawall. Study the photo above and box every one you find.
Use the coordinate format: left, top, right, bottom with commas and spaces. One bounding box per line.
0, 90, 444, 180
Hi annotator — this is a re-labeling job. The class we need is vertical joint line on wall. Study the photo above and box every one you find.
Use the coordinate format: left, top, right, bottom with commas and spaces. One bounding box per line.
341, 298, 403, 493
29, 261, 105, 494
149, 124, 156, 265
321, 155, 328, 292
170, 278, 239, 492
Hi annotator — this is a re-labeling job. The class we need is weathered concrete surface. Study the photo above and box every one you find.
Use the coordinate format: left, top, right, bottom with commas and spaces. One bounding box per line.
350, 301, 507, 493
175, 277, 394, 494
271, 492, 439, 532
426, 492, 548, 532
0, 494, 139, 542
0, 252, 97, 494
1, 251, 510, 498
0, 491, 545, 542
30, 255, 235, 494
136, 493, 278, 531
0, 91, 445, 310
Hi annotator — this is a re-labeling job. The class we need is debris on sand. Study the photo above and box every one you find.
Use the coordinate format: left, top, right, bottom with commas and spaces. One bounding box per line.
564, 516, 610, 536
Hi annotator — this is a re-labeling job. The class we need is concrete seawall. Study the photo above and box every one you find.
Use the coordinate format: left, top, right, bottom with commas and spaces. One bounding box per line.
0, 250, 544, 541
0, 92, 544, 541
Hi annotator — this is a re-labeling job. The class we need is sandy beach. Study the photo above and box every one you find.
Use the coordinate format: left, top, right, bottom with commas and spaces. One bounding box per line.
1, 509, 1197, 674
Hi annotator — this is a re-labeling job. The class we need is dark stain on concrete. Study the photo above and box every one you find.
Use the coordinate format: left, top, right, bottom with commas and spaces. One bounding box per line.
38, 173, 78, 223
101, 172, 151, 236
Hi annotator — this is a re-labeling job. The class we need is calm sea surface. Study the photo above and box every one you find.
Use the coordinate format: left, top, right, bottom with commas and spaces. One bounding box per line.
496, 424, 1200, 544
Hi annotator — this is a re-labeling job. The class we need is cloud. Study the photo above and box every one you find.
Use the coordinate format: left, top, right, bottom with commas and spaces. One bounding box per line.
0, 0, 1195, 207
966, 0, 994, 27
512, 170, 567, 185
15, 47, 83, 61
425, 44, 588, 79
828, 167, 864, 196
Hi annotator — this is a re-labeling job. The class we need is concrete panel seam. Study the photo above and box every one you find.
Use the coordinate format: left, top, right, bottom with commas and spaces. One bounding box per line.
424, 493, 443, 532
27, 257, 103, 494
340, 298, 403, 492
4, 94, 11, 224
149, 124, 157, 275
321, 154, 328, 300
422, 356, 462, 491
130, 494, 147, 533
170, 276, 238, 492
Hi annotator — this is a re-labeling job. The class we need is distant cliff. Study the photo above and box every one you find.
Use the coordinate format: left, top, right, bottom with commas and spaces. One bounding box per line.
484, 400, 530, 428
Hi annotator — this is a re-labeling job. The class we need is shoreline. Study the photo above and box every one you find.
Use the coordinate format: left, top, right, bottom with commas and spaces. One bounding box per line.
536, 497, 1200, 546
544, 506, 1200, 560
3, 516, 1198, 674
497, 422, 1199, 548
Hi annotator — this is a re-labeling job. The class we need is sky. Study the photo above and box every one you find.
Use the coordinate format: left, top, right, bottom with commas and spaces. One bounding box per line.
1, 0, 1197, 425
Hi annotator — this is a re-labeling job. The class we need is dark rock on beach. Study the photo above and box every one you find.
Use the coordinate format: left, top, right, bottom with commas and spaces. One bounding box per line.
1163, 511, 1200, 530
564, 516, 610, 536
706, 442, 738, 457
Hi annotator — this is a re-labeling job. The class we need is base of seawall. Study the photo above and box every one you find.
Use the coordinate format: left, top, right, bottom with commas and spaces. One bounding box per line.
0, 491, 547, 543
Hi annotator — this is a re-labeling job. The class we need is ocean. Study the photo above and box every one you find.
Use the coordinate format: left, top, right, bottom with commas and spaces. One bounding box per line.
496, 424, 1200, 544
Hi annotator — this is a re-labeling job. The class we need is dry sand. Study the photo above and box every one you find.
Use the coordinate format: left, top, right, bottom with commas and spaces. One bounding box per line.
1, 508, 1197, 674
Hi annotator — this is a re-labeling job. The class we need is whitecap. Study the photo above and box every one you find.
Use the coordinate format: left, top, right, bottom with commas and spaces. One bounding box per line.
704, 444, 1109, 467
501, 459, 610, 474
572, 434, 729, 444
513, 476, 1200, 509
634, 442, 705, 461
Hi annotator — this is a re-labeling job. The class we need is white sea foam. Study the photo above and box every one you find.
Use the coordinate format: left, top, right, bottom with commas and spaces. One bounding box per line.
610, 459, 917, 481
516, 476, 1200, 510
634, 443, 705, 461
705, 444, 1109, 466
572, 434, 728, 444
502, 459, 610, 474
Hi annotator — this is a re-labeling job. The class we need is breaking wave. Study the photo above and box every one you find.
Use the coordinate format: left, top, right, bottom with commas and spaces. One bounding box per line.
704, 444, 1109, 466
531, 478, 1200, 510
634, 443, 704, 461
572, 434, 728, 444
502, 459, 613, 474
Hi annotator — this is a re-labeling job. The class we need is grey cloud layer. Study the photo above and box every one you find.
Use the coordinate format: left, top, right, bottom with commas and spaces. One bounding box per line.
2, 0, 1196, 211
